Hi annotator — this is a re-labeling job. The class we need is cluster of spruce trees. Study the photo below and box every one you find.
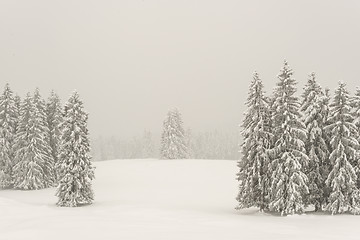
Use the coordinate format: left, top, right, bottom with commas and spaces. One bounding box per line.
237, 60, 360, 215
0, 84, 94, 207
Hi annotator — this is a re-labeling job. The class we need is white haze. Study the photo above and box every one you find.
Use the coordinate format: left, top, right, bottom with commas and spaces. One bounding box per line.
1, 0, 360, 139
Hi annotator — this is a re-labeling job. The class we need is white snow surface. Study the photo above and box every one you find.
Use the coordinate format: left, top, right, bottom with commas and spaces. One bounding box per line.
1, 159, 359, 240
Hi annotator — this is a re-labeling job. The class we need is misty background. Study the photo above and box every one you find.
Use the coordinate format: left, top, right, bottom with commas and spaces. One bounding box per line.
1, 0, 360, 159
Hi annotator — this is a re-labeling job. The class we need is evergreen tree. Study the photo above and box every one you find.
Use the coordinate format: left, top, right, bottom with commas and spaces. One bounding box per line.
185, 128, 195, 159
351, 88, 360, 189
325, 82, 360, 214
173, 109, 188, 158
32, 89, 55, 187
321, 88, 332, 206
160, 108, 188, 159
0, 84, 18, 188
236, 72, 272, 211
268, 61, 309, 215
142, 130, 155, 158
300, 72, 329, 211
12, 94, 22, 175
13, 93, 49, 189
13, 94, 21, 134
46, 91, 63, 182
56, 92, 95, 207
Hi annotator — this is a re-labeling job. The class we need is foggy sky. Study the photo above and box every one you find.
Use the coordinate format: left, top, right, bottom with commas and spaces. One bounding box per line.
1, 0, 360, 138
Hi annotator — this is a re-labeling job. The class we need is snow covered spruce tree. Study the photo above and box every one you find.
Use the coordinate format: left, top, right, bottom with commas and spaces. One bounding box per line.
46, 91, 63, 182
351, 87, 360, 189
0, 84, 18, 188
300, 72, 329, 211
32, 88, 55, 186
352, 88, 360, 135
185, 128, 195, 159
325, 82, 360, 214
14, 94, 21, 133
321, 88, 332, 205
141, 130, 155, 158
268, 60, 309, 215
160, 108, 188, 159
56, 92, 95, 207
236, 72, 272, 211
13, 92, 53, 190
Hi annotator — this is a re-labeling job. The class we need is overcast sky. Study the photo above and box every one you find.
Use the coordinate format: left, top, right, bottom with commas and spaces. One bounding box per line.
1, 0, 360, 138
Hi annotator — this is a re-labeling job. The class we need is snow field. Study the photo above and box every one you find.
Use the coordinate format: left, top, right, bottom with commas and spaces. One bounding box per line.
1, 159, 359, 240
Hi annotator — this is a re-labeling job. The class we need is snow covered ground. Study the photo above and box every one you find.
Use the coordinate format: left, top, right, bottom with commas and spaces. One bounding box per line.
1, 159, 359, 240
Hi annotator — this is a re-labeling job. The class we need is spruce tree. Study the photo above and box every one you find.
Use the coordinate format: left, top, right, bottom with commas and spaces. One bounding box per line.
321, 88, 332, 206
46, 91, 63, 182
142, 130, 156, 158
351, 88, 360, 189
12, 94, 22, 177
267, 95, 277, 151
32, 89, 55, 187
160, 108, 188, 159
268, 61, 309, 215
0, 84, 18, 188
300, 72, 329, 211
14, 94, 21, 134
13, 93, 49, 190
56, 92, 95, 207
236, 72, 272, 211
185, 128, 195, 159
325, 82, 360, 214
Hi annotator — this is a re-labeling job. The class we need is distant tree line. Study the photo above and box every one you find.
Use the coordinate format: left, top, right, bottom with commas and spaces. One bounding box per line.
92, 125, 239, 161
237, 60, 360, 215
92, 131, 158, 161
187, 129, 239, 160
0, 84, 94, 207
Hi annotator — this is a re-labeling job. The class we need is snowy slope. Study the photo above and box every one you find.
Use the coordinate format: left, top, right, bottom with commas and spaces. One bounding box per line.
0, 159, 359, 240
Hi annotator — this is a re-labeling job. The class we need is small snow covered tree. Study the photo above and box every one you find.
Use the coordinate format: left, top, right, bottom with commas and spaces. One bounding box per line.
325, 82, 360, 214
13, 93, 51, 190
46, 91, 63, 182
268, 60, 309, 216
236, 72, 272, 211
300, 72, 329, 211
0, 84, 18, 188
160, 108, 188, 159
56, 92, 95, 207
